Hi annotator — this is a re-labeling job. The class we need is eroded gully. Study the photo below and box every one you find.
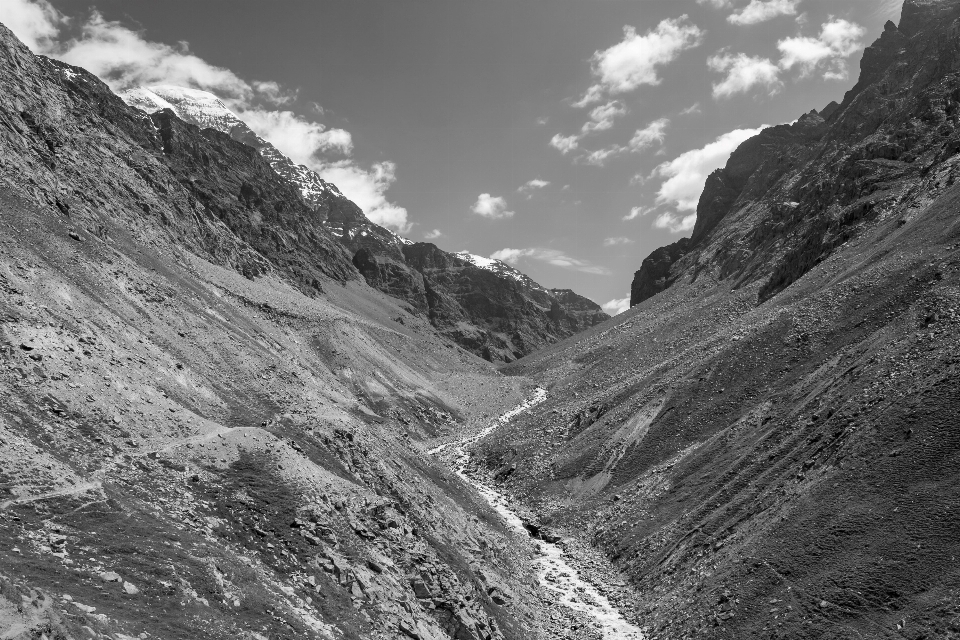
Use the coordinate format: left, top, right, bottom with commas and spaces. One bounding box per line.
429, 388, 645, 640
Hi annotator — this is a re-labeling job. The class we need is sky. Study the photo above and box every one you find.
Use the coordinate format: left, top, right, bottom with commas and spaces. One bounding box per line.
1, 0, 904, 314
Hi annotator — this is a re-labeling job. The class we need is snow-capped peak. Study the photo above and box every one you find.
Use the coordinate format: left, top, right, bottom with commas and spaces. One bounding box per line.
119, 85, 343, 205
454, 252, 547, 291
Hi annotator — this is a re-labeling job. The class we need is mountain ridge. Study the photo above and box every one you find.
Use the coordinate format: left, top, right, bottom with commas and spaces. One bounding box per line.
120, 84, 609, 362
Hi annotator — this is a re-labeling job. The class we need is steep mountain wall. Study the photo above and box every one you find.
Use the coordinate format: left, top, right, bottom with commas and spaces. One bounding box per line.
121, 87, 608, 362
0, 23, 589, 640
632, 3, 960, 308
483, 2, 960, 638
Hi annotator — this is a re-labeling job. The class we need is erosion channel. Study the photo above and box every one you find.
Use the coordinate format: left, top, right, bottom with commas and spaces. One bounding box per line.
430, 389, 645, 640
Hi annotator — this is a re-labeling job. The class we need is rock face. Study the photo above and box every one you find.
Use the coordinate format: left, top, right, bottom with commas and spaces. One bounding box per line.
631, 0, 960, 308
0, 22, 591, 640
482, 2, 960, 639
122, 86, 608, 362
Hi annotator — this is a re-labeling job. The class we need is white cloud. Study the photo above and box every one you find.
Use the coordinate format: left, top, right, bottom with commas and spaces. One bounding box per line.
425, 229, 443, 240
576, 17, 703, 106
550, 133, 580, 154
778, 19, 865, 79
56, 13, 257, 101
652, 211, 698, 233
583, 146, 624, 167
629, 118, 670, 151
652, 126, 766, 212
707, 18, 865, 99
519, 179, 550, 192
624, 206, 654, 221
728, 0, 801, 26
680, 103, 702, 116
0, 0, 62, 52
237, 109, 353, 161
602, 296, 631, 316
582, 101, 627, 134
1, 0, 412, 233
603, 237, 634, 246
472, 194, 514, 220
579, 118, 669, 167
536, 116, 550, 125
697, 0, 732, 7
708, 53, 782, 98
318, 161, 410, 232
490, 248, 610, 275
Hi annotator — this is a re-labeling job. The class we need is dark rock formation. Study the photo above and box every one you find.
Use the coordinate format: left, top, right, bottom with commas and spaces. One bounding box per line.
631, 0, 960, 308
630, 238, 690, 306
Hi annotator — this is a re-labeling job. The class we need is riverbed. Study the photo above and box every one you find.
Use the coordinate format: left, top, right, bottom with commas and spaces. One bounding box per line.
429, 389, 645, 640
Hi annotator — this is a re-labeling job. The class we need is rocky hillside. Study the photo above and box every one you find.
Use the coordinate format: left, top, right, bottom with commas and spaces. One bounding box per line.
0, 22, 605, 640
478, 1, 960, 638
121, 86, 608, 362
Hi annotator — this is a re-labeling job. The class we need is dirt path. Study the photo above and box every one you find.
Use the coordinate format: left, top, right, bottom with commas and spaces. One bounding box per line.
0, 425, 253, 510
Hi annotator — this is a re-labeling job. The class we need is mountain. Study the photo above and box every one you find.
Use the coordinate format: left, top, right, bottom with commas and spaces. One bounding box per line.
120, 86, 609, 362
0, 22, 605, 640
472, 2, 960, 638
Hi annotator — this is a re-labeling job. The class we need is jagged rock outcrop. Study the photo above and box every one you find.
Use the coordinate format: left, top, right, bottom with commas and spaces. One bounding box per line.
629, 238, 690, 306
632, 0, 960, 307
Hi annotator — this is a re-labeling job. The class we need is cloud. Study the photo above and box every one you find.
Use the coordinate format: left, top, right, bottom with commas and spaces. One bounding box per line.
536, 116, 550, 125
708, 52, 782, 98
519, 179, 550, 193
581, 101, 627, 134
0, 0, 62, 52
602, 296, 631, 315
697, 0, 732, 7
576, 17, 703, 106
472, 194, 515, 219
603, 237, 634, 246
709, 18, 865, 98
680, 103, 702, 116
778, 19, 865, 79
583, 146, 624, 167
237, 109, 353, 161
624, 206, 654, 221
425, 229, 443, 240
629, 118, 670, 151
652, 211, 698, 233
490, 248, 610, 275
579, 118, 669, 167
318, 161, 410, 231
728, 0, 801, 26
1, 0, 413, 233
550, 133, 580, 154
652, 126, 766, 213
56, 13, 258, 101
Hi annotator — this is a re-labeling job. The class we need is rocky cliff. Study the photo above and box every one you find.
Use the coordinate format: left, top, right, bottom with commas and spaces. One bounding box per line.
483, 2, 960, 638
632, 2, 960, 308
121, 86, 608, 362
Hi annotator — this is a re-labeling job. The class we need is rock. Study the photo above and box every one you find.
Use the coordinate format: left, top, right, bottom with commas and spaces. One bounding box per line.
123, 581, 139, 595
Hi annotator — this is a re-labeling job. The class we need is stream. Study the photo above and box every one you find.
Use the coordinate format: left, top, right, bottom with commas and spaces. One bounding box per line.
429, 389, 645, 640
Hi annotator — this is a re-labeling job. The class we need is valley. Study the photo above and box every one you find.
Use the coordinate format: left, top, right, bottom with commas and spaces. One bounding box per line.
2, 0, 960, 639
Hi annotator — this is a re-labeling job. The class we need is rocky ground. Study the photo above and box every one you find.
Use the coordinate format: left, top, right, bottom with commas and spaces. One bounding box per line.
0, 21, 612, 640
477, 2, 960, 639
